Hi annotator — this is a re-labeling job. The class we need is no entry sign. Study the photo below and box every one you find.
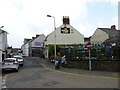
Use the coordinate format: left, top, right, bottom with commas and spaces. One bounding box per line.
86, 42, 92, 50
86, 42, 92, 71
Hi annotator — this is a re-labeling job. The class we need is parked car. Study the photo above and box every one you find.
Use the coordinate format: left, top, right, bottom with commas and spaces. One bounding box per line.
2, 58, 19, 72
13, 55, 24, 66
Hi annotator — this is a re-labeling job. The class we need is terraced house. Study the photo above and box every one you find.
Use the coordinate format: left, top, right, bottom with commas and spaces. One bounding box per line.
91, 25, 120, 57
21, 34, 46, 58
91, 25, 120, 45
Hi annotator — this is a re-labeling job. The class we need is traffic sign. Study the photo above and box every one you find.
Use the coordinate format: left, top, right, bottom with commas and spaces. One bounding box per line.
86, 42, 92, 50
86, 42, 92, 71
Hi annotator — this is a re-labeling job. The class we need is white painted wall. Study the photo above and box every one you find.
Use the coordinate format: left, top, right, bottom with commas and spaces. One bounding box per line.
0, 30, 7, 61
0, 51, 2, 61
2, 32, 7, 50
21, 34, 46, 56
91, 29, 109, 44
21, 43, 29, 56
45, 24, 84, 45
0, 33, 2, 61
31, 34, 46, 47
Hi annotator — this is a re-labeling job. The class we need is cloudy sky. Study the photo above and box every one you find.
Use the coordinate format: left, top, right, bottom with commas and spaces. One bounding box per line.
0, 0, 119, 48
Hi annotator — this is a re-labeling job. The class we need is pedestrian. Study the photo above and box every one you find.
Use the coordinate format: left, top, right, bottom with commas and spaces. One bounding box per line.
61, 55, 67, 64
55, 58, 62, 70
55, 53, 62, 70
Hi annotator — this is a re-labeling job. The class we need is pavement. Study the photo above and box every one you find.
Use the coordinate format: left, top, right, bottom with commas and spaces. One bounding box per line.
40, 58, 120, 79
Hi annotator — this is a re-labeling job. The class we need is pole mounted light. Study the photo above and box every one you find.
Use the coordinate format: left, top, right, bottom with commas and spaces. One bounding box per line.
47, 15, 52, 17
47, 15, 57, 60
0, 26, 4, 29
0, 26, 5, 34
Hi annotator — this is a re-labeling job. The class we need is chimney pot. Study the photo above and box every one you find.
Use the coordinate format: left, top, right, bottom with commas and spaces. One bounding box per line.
111, 25, 116, 29
32, 37, 35, 40
36, 34, 40, 37
63, 16, 70, 24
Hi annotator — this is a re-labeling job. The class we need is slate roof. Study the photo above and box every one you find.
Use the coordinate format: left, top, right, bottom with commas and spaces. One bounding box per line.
98, 28, 119, 35
0, 29, 8, 34
98, 28, 120, 44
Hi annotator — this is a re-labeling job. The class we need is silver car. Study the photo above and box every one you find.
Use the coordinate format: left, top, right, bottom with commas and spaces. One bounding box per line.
13, 55, 24, 66
2, 58, 19, 72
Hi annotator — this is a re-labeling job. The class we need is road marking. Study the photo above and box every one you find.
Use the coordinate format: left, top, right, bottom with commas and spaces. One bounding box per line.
1, 73, 13, 89
41, 63, 119, 80
2, 82, 5, 85
112, 73, 120, 77
2, 85, 7, 88
2, 76, 7, 89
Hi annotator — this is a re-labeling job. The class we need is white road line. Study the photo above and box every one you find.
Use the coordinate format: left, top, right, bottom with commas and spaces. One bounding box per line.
2, 85, 6, 88
2, 76, 7, 89
2, 79, 6, 82
3, 76, 6, 79
2, 82, 5, 85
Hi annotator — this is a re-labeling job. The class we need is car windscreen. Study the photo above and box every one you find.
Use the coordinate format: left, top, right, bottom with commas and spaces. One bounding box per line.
4, 60, 15, 63
14, 57, 22, 59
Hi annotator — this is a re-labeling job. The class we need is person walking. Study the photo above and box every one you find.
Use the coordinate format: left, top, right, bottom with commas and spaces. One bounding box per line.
55, 53, 62, 70
61, 55, 67, 64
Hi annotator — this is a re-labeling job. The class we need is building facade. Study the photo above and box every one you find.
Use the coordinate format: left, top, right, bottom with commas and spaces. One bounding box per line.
21, 34, 46, 57
44, 16, 84, 58
0, 29, 8, 60
21, 39, 31, 56
91, 25, 119, 45
29, 34, 46, 57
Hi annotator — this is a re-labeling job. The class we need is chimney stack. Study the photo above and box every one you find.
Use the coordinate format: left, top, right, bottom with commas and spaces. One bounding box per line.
36, 34, 40, 37
32, 37, 35, 40
63, 16, 70, 24
111, 25, 116, 29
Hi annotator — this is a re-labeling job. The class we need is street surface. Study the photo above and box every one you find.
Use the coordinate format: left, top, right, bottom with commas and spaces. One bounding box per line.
1, 57, 119, 88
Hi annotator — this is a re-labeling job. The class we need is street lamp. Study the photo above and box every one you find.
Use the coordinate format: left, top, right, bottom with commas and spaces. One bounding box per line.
47, 15, 57, 60
0, 26, 4, 29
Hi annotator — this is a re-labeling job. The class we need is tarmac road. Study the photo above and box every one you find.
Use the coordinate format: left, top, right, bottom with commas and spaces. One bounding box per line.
1, 57, 119, 88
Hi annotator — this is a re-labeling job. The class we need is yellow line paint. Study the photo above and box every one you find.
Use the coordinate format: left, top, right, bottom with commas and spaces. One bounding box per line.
0, 73, 13, 79
112, 73, 120, 77
41, 63, 120, 80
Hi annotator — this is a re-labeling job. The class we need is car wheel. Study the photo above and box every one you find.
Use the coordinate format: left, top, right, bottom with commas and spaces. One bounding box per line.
2, 69, 5, 73
15, 69, 18, 72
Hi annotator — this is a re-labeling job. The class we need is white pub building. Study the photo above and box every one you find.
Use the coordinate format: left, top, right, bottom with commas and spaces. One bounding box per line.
44, 16, 84, 58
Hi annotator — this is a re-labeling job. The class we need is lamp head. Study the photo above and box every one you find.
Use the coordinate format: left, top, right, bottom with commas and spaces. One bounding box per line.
0, 26, 4, 28
47, 15, 52, 17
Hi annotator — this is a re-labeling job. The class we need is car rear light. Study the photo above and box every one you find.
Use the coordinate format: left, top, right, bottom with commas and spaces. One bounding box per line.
13, 63, 18, 64
2, 62, 5, 65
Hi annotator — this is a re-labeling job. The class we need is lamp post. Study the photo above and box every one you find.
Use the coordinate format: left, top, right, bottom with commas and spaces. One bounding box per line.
47, 15, 57, 60
0, 26, 4, 34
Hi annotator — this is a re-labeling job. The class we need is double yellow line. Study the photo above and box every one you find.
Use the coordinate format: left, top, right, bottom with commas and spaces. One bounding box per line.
41, 63, 120, 80
0, 73, 13, 79
0, 64, 119, 80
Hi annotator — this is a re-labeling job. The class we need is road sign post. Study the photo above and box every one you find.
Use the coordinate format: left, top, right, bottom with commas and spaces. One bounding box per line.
89, 49, 91, 71
86, 42, 92, 71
